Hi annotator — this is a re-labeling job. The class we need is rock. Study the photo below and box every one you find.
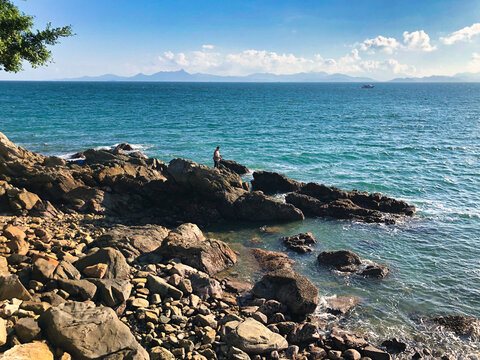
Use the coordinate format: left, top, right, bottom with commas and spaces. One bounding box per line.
88, 279, 132, 307
317, 250, 362, 270
188, 271, 223, 299
381, 338, 407, 353
219, 159, 249, 175
223, 318, 288, 355
150, 346, 175, 360
433, 315, 480, 336
57, 279, 97, 301
130, 298, 149, 308
359, 264, 389, 279
343, 349, 362, 360
157, 223, 236, 275
15, 189, 41, 210
147, 275, 183, 300
328, 327, 368, 351
82, 263, 108, 278
324, 295, 360, 315
0, 256, 9, 275
0, 342, 54, 360
360, 346, 391, 360
53, 261, 81, 280
257, 300, 286, 316
227, 347, 251, 360
193, 314, 218, 329
14, 317, 41, 342
4, 225, 28, 255
0, 318, 6, 346
233, 191, 304, 222
114, 143, 135, 152
74, 247, 130, 280
32, 257, 59, 282
250, 248, 294, 271
0, 274, 32, 301
329, 350, 342, 360
92, 225, 169, 263
289, 322, 320, 344
281, 232, 317, 254
252, 268, 319, 317
251, 171, 304, 194
40, 302, 148, 360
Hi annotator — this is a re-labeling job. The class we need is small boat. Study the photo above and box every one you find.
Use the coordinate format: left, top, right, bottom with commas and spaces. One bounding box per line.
362, 84, 375, 88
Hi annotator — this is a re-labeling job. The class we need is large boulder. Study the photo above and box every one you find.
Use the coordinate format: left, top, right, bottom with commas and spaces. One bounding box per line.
74, 248, 130, 280
157, 223, 236, 275
91, 224, 169, 263
233, 191, 304, 222
40, 302, 149, 360
251, 171, 304, 194
219, 159, 249, 175
222, 318, 288, 355
252, 268, 319, 317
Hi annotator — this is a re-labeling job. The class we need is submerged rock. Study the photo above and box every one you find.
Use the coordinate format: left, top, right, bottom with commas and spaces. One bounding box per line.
281, 232, 317, 253
433, 315, 480, 337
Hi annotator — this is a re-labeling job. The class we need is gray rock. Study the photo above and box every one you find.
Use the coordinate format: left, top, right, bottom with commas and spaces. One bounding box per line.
88, 278, 132, 307
324, 295, 360, 315
222, 318, 288, 355
0, 274, 32, 301
74, 247, 130, 280
14, 317, 41, 342
31, 257, 57, 282
188, 271, 223, 299
58, 279, 97, 300
147, 275, 183, 300
53, 261, 81, 280
40, 302, 148, 360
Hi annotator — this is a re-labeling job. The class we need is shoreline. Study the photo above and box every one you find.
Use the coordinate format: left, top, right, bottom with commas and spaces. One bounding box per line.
0, 132, 475, 359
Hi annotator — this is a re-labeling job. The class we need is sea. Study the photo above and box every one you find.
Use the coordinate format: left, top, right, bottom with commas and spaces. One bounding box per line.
1, 81, 479, 358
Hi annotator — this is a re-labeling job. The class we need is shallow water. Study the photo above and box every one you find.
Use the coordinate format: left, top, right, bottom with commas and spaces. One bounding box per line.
1, 81, 479, 357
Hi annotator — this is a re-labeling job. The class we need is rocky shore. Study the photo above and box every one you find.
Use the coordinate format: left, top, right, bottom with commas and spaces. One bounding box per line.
0, 132, 469, 360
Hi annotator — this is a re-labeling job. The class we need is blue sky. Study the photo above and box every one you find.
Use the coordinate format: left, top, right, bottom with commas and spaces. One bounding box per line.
1, 0, 480, 80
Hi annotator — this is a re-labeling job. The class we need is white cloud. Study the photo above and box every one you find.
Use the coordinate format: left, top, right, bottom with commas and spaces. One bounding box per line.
202, 44, 215, 50
440, 23, 480, 45
382, 59, 415, 74
403, 30, 437, 52
359, 35, 401, 54
468, 52, 480, 72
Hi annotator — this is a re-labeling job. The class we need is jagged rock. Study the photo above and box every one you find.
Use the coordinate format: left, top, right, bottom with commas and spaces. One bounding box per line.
88, 279, 132, 307
114, 143, 135, 152
250, 248, 294, 271
219, 159, 249, 175
0, 341, 54, 360
233, 191, 304, 222
327, 327, 368, 351
74, 247, 130, 280
147, 275, 183, 300
222, 318, 288, 355
32, 257, 59, 282
0, 274, 32, 301
251, 171, 304, 194
381, 338, 407, 353
433, 315, 480, 336
14, 317, 41, 342
53, 261, 81, 280
281, 232, 317, 253
252, 268, 319, 317
318, 250, 389, 279
157, 223, 236, 275
324, 295, 360, 315
40, 302, 148, 360
91, 224, 169, 263
57, 279, 97, 300
288, 323, 320, 344
359, 264, 389, 279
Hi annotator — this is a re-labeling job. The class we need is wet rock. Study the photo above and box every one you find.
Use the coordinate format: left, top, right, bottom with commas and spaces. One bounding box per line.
157, 223, 236, 275
0, 342, 54, 360
281, 232, 317, 253
252, 268, 319, 317
381, 338, 407, 353
88, 279, 132, 307
433, 315, 480, 336
250, 248, 294, 271
324, 295, 360, 315
14, 317, 41, 342
251, 171, 304, 194
57, 279, 97, 301
219, 159, 249, 175
318, 250, 362, 269
40, 302, 148, 360
74, 247, 130, 280
222, 318, 288, 355
359, 264, 389, 279
0, 274, 32, 301
92, 224, 169, 263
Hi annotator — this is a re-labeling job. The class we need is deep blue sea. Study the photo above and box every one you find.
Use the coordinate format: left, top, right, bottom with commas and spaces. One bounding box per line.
1, 82, 479, 358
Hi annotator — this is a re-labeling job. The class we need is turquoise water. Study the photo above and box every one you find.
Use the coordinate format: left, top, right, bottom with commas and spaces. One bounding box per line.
1, 82, 480, 357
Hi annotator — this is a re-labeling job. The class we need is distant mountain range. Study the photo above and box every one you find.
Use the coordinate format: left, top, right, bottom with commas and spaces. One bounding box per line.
61, 69, 480, 82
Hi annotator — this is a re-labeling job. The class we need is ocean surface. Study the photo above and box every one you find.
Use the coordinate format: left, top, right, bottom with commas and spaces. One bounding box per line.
1, 81, 479, 358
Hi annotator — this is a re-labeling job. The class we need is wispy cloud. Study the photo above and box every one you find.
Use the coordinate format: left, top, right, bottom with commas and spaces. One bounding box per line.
202, 44, 215, 50
440, 23, 480, 45
468, 52, 480, 72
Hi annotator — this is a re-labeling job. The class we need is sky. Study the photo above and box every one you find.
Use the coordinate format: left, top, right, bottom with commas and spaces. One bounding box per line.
1, 0, 480, 81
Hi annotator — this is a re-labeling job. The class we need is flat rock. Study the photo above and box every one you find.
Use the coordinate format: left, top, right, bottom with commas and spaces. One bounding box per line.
57, 279, 97, 300
433, 315, 480, 337
40, 302, 148, 360
223, 318, 288, 355
252, 268, 319, 317
147, 275, 183, 300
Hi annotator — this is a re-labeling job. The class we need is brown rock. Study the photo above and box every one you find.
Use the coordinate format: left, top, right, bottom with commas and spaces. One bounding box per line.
0, 274, 32, 301
0, 341, 54, 360
82, 263, 108, 278
4, 225, 28, 255
250, 248, 294, 271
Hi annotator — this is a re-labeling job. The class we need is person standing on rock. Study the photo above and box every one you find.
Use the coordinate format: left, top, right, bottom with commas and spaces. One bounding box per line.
213, 146, 222, 168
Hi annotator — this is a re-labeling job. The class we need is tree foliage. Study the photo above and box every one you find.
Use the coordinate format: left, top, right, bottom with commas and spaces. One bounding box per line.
0, 0, 73, 72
